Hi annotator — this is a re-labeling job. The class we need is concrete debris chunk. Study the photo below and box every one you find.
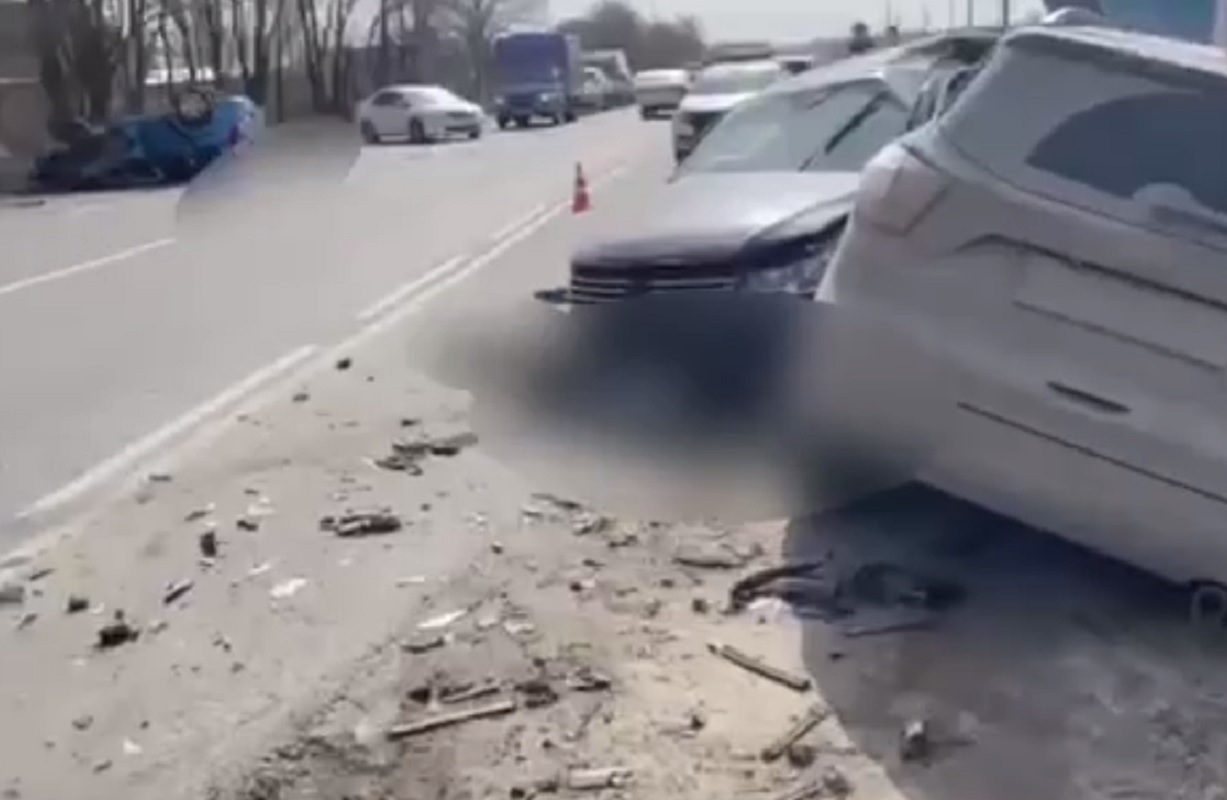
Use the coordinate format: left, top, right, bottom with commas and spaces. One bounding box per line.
385, 697, 517, 740
673, 540, 749, 570
708, 642, 812, 693
785, 742, 817, 768
184, 504, 214, 522
97, 612, 139, 649
269, 578, 308, 600
163, 579, 194, 605
72, 715, 94, 731
335, 357, 352, 371
198, 529, 219, 559
566, 666, 613, 693
418, 608, 467, 631
900, 718, 931, 762
565, 766, 633, 791
517, 678, 560, 709
15, 612, 36, 630
572, 513, 613, 536
0, 583, 25, 606
761, 704, 828, 762
401, 634, 447, 655
236, 516, 260, 532
821, 766, 853, 797
325, 511, 403, 538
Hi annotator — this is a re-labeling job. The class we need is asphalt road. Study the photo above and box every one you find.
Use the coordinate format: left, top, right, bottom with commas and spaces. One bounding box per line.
0, 109, 670, 544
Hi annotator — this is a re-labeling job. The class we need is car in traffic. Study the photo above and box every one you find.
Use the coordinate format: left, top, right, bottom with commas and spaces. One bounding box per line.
491, 31, 583, 127
562, 31, 997, 305
632, 69, 691, 119
671, 59, 789, 162
357, 85, 484, 144
778, 54, 817, 75
820, 24, 1227, 588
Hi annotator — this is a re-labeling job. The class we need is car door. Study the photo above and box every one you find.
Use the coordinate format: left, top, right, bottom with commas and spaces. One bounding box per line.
368, 90, 407, 136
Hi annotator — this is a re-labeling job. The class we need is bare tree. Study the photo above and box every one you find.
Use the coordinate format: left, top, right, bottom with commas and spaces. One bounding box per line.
443, 0, 537, 100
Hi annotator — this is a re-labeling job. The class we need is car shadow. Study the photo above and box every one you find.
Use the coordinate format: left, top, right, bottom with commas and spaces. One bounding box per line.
782, 483, 1227, 800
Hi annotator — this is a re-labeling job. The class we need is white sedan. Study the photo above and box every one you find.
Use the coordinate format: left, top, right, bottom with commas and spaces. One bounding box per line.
356, 85, 485, 144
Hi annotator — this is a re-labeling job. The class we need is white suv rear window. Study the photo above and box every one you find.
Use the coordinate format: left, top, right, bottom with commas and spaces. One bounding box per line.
940, 33, 1227, 242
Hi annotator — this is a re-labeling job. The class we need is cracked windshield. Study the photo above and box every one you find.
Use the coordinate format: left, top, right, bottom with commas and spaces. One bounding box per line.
7, 0, 1227, 798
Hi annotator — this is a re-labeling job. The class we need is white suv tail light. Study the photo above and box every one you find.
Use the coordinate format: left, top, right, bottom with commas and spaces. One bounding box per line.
854, 144, 949, 235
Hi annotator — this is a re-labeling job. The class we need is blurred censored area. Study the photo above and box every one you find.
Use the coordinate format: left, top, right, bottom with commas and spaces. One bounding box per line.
416, 294, 965, 522
173, 118, 360, 241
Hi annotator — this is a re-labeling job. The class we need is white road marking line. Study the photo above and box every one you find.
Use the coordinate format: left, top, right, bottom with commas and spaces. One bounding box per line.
0, 238, 175, 300
18, 344, 317, 519
489, 203, 547, 244
349, 201, 564, 345
356, 255, 467, 322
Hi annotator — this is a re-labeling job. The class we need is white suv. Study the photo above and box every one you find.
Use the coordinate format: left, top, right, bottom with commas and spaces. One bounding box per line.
821, 25, 1227, 587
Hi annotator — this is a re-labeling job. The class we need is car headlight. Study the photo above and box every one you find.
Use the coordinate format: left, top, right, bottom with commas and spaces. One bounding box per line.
539, 92, 559, 103
736, 234, 841, 295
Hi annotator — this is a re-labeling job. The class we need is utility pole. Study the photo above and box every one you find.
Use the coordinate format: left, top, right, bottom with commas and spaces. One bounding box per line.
967, 0, 974, 26
1002, 0, 1011, 26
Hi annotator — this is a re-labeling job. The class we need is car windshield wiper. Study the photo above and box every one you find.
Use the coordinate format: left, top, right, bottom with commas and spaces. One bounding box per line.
819, 91, 891, 156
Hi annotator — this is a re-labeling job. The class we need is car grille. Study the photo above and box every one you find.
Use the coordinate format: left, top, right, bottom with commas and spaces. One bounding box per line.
570, 261, 737, 304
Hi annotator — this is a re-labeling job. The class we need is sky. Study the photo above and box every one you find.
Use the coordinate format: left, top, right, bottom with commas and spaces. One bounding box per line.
548, 0, 1049, 41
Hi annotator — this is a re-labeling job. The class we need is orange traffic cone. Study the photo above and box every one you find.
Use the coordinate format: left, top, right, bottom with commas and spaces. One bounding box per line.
572, 163, 591, 214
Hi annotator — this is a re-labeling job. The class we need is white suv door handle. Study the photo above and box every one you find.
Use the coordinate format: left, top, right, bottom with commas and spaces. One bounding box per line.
1046, 381, 1131, 416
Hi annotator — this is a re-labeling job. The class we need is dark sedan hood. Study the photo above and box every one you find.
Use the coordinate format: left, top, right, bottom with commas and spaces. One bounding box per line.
573, 172, 859, 266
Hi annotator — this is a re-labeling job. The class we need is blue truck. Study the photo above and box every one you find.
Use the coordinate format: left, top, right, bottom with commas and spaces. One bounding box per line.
492, 31, 583, 128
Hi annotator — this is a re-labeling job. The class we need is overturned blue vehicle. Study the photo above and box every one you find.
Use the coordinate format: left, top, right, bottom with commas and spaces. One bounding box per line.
30, 89, 261, 192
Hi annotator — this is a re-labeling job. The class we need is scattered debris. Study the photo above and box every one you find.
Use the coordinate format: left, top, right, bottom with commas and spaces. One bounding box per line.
92, 759, 113, 774
532, 493, 585, 512
247, 562, 274, 579
97, 612, 139, 649
15, 612, 36, 630
184, 504, 215, 522
441, 680, 502, 705
761, 704, 829, 762
517, 678, 560, 709
899, 719, 931, 763
27, 567, 53, 582
424, 431, 478, 456
786, 742, 817, 769
236, 516, 260, 532
72, 715, 94, 731
845, 562, 965, 612
198, 529, 219, 559
0, 583, 24, 606
503, 620, 536, 637
385, 698, 518, 740
163, 579, 194, 605
674, 541, 751, 570
418, 608, 467, 631
565, 766, 633, 791
566, 666, 613, 693
572, 513, 613, 536
292, 390, 310, 403
147, 472, 173, 484
687, 709, 708, 732
335, 357, 353, 371
490, 541, 505, 555
396, 575, 427, 588
839, 608, 937, 638
821, 766, 853, 797
729, 561, 829, 613
323, 510, 403, 538
708, 642, 812, 693
270, 578, 308, 600
401, 634, 447, 655
691, 597, 711, 615
122, 739, 143, 756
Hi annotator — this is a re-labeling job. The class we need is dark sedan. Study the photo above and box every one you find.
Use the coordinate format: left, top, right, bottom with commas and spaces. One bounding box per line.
563, 29, 998, 305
